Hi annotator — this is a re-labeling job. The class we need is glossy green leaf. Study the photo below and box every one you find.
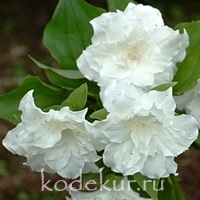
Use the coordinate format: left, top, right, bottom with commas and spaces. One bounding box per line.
43, 0, 105, 69
173, 21, 200, 94
0, 76, 68, 124
107, 0, 135, 11
45, 69, 85, 89
30, 56, 84, 79
30, 56, 87, 89
133, 173, 159, 200
90, 108, 108, 120
30, 56, 100, 95
151, 82, 177, 92
45, 69, 99, 95
61, 83, 88, 111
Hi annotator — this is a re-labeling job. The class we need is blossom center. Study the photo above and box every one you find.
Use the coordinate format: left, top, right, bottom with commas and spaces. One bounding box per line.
126, 48, 141, 60
121, 45, 142, 67
131, 116, 158, 134
45, 119, 68, 134
49, 122, 67, 133
135, 119, 151, 129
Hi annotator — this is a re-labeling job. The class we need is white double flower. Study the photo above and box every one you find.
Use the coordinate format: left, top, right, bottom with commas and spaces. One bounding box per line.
77, 3, 189, 88
91, 88, 198, 178
3, 90, 100, 179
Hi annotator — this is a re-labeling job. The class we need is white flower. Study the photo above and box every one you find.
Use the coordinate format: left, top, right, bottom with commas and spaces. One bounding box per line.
91, 89, 198, 178
66, 177, 152, 200
100, 79, 143, 119
77, 3, 189, 88
175, 79, 200, 128
2, 90, 100, 179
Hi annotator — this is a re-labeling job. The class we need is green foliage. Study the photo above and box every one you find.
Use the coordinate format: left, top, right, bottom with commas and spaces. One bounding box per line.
44, 69, 100, 95
173, 21, 200, 94
17, 189, 62, 200
61, 83, 88, 111
158, 175, 185, 200
90, 108, 108, 120
151, 82, 177, 92
30, 56, 84, 79
104, 172, 124, 188
107, 0, 135, 11
30, 56, 87, 88
82, 172, 100, 190
30, 52, 99, 95
43, 0, 105, 69
0, 76, 68, 124
133, 173, 159, 200
129, 173, 185, 200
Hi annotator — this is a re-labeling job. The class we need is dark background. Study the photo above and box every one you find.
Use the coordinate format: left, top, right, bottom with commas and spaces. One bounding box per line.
0, 0, 200, 199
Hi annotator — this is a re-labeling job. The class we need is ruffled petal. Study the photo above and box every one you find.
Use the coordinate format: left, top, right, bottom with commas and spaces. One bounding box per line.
141, 154, 177, 178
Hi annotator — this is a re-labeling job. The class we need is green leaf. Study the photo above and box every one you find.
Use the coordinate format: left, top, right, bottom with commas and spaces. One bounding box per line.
82, 172, 100, 190
104, 172, 124, 188
45, 69, 99, 95
151, 82, 177, 92
29, 56, 84, 79
30, 56, 100, 95
61, 83, 88, 111
0, 76, 68, 124
90, 108, 108, 120
158, 175, 185, 200
158, 178, 173, 200
133, 173, 159, 200
43, 0, 105, 69
173, 20, 200, 94
169, 175, 185, 200
107, 0, 135, 11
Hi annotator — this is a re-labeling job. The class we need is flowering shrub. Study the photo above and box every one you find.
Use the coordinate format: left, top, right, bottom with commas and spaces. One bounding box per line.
1, 0, 200, 199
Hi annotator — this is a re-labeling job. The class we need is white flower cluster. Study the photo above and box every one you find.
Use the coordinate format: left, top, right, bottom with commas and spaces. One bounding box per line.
2, 3, 199, 200
77, 2, 197, 179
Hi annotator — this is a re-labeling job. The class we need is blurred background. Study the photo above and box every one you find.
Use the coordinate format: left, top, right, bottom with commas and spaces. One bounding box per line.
0, 0, 200, 199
